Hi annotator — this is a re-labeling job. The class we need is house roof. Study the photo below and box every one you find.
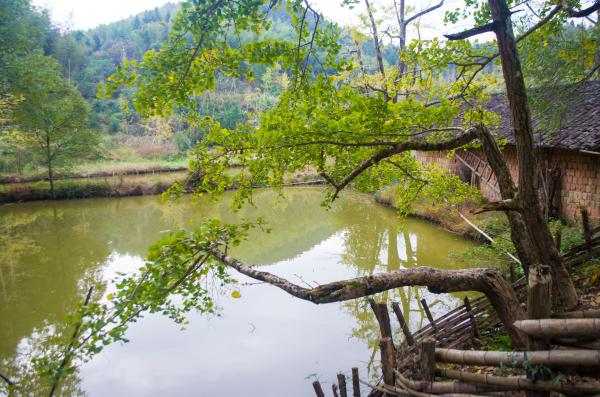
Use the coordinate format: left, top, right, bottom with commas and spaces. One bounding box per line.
485, 81, 600, 151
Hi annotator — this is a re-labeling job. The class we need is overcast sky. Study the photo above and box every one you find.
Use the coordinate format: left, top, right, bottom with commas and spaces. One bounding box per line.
31, 0, 468, 41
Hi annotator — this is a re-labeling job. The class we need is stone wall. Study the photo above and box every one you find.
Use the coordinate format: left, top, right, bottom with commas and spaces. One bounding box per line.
415, 147, 600, 226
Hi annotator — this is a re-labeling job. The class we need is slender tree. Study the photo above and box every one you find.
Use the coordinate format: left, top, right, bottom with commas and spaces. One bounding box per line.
10, 54, 98, 197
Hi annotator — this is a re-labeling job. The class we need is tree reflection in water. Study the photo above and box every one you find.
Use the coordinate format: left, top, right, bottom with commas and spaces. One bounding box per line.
332, 196, 475, 375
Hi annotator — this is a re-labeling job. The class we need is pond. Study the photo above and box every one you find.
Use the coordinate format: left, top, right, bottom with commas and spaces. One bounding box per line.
0, 187, 477, 396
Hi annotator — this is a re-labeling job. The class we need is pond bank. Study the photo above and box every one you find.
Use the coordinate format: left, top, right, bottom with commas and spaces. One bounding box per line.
0, 165, 188, 184
0, 171, 323, 204
0, 172, 186, 203
374, 189, 487, 242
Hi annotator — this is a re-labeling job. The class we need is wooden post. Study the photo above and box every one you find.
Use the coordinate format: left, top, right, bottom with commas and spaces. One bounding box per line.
463, 296, 480, 339
582, 208, 592, 254
554, 230, 562, 252
527, 263, 552, 350
312, 381, 326, 397
420, 338, 436, 381
337, 373, 347, 397
392, 302, 415, 346
527, 263, 552, 397
368, 298, 393, 340
332, 384, 339, 397
352, 367, 361, 397
510, 263, 516, 283
420, 299, 438, 333
379, 337, 396, 391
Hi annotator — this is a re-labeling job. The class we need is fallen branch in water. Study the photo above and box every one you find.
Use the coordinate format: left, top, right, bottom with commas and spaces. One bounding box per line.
209, 247, 527, 348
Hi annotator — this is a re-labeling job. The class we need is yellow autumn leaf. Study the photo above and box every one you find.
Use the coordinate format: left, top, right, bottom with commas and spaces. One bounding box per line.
231, 290, 241, 299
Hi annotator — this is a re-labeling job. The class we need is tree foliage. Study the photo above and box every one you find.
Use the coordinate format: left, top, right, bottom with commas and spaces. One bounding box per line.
7, 54, 98, 195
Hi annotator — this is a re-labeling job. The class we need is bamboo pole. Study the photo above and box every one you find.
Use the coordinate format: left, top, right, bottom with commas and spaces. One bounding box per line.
463, 296, 480, 339
419, 338, 436, 381
513, 319, 600, 339
438, 368, 600, 394
459, 212, 521, 264
338, 373, 348, 397
420, 299, 438, 333
380, 337, 396, 392
553, 309, 600, 319
370, 299, 393, 341
392, 302, 415, 346
352, 367, 361, 397
358, 379, 408, 397
394, 369, 512, 394
435, 348, 600, 368
313, 381, 326, 397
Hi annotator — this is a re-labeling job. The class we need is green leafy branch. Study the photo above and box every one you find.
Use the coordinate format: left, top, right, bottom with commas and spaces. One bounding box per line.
17, 219, 262, 396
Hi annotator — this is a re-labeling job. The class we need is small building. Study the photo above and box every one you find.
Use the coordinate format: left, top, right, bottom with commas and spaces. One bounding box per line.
416, 81, 600, 226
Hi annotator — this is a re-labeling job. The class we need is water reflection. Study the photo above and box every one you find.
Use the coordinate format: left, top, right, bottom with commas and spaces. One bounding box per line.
0, 188, 476, 396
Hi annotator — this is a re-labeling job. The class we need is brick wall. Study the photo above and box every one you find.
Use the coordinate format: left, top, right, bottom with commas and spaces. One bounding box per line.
415, 147, 600, 226
549, 149, 600, 225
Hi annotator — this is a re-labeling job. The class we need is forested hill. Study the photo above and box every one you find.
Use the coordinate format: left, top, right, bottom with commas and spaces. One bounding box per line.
0, 0, 318, 176
62, 3, 179, 133
54, 2, 303, 134
67, 3, 179, 100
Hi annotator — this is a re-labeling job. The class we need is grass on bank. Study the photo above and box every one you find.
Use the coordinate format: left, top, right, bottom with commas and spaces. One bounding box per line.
71, 155, 188, 175
0, 132, 189, 181
0, 172, 187, 203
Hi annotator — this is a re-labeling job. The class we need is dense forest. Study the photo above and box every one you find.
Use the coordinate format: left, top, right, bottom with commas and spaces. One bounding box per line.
0, 1, 307, 180
1, 0, 477, 181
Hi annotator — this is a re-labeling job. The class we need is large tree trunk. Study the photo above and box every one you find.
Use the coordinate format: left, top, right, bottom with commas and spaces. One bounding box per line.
476, 125, 535, 275
487, 0, 578, 308
211, 248, 528, 348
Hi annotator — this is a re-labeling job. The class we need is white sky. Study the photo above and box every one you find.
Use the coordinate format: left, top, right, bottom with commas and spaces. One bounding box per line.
31, 0, 181, 30
31, 0, 474, 41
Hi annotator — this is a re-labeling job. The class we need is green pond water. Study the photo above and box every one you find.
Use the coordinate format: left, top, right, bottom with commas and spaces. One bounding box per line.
0, 187, 476, 396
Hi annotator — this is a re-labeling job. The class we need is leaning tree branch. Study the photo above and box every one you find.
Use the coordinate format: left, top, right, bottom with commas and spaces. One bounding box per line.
445, 22, 498, 40
405, 0, 445, 25
472, 198, 521, 214
328, 127, 478, 200
210, 247, 527, 347
562, 0, 600, 17
445, 3, 562, 96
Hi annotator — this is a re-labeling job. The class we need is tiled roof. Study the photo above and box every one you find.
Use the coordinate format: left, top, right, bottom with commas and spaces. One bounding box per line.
485, 81, 600, 151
